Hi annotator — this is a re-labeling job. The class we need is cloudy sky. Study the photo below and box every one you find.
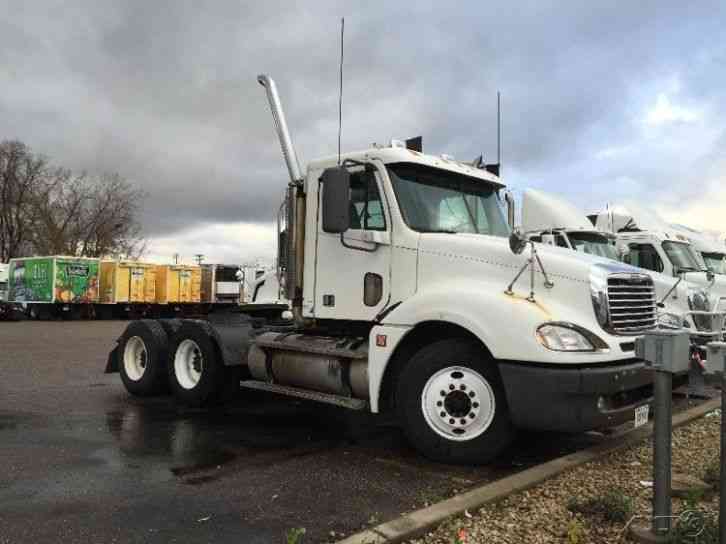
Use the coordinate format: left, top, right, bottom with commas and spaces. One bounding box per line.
2, 1, 725, 264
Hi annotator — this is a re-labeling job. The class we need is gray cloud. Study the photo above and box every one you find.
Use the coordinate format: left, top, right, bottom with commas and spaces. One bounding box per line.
1, 0, 725, 242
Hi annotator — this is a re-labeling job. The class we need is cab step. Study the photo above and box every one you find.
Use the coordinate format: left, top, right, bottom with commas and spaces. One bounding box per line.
239, 380, 368, 411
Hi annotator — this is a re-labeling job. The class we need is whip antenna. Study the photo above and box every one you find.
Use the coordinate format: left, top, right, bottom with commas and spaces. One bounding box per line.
338, 17, 345, 165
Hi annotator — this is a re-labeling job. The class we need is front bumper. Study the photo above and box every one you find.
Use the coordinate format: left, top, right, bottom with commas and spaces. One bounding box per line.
498, 359, 653, 432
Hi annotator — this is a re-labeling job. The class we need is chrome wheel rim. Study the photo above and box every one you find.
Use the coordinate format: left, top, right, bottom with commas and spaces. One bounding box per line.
421, 365, 495, 441
174, 339, 203, 390
123, 336, 147, 381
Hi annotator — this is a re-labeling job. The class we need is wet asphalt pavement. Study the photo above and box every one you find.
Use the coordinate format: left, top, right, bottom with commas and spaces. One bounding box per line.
0, 321, 707, 543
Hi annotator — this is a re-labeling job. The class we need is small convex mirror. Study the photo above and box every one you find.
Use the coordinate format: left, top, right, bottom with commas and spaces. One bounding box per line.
321, 166, 351, 233
509, 229, 528, 255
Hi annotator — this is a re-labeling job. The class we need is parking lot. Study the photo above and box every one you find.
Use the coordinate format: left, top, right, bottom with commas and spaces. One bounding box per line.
0, 321, 700, 543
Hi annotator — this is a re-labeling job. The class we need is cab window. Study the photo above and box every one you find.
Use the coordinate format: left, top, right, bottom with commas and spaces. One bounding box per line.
626, 243, 664, 273
349, 171, 385, 231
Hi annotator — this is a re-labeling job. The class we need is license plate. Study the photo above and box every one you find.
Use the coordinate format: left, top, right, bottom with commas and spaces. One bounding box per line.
634, 405, 650, 428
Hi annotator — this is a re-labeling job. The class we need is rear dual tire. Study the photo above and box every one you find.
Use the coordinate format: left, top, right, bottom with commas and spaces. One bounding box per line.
118, 320, 169, 396
167, 321, 239, 407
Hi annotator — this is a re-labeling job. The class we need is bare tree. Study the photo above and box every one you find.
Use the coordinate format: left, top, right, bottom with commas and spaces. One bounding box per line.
30, 170, 146, 259
0, 141, 46, 261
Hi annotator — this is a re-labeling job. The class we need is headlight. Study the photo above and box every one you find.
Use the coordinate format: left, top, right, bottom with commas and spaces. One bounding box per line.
536, 323, 608, 352
687, 287, 710, 312
657, 312, 683, 330
688, 287, 712, 331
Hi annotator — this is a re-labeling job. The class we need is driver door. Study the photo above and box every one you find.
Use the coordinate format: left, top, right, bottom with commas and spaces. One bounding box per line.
313, 165, 392, 321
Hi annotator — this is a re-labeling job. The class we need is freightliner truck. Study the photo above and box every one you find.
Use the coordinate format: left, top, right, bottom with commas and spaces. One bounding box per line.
522, 189, 725, 367
106, 75, 659, 464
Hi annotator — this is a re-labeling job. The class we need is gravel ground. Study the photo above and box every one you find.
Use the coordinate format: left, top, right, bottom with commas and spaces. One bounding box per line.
409, 410, 722, 544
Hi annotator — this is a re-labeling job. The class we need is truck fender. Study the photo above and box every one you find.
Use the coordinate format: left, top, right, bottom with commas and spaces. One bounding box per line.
367, 286, 554, 413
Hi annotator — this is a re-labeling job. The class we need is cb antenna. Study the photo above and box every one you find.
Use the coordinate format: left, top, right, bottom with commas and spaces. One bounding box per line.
337, 17, 345, 165
497, 91, 501, 171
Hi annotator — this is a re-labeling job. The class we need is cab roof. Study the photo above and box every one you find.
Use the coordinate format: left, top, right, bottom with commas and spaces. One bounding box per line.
306, 146, 505, 188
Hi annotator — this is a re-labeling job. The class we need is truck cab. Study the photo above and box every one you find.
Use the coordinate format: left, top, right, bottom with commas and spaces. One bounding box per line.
592, 205, 726, 346
107, 75, 663, 465
670, 224, 726, 276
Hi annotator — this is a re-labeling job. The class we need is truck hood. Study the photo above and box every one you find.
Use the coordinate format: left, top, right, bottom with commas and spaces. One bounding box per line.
684, 271, 726, 309
521, 189, 596, 232
419, 232, 643, 284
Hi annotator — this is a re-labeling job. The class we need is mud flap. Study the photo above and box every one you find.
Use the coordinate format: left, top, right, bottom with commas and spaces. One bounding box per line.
105, 345, 119, 374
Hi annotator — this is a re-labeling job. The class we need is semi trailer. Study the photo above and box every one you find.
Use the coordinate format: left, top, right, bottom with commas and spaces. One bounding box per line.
106, 75, 660, 464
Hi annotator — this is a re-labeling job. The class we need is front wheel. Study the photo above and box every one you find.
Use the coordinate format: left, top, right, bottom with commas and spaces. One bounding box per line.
396, 338, 514, 465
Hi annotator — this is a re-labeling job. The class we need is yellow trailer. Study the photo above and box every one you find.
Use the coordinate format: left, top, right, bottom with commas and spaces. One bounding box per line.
100, 261, 157, 303
155, 265, 201, 304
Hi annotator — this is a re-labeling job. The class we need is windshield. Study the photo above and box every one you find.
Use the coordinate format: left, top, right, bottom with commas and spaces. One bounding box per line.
701, 252, 726, 274
662, 241, 705, 272
387, 163, 510, 236
567, 232, 619, 260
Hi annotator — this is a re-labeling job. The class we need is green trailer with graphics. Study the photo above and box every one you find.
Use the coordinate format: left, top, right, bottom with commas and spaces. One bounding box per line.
8, 256, 100, 319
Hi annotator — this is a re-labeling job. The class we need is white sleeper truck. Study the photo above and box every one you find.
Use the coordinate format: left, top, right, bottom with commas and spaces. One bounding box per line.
105, 75, 658, 464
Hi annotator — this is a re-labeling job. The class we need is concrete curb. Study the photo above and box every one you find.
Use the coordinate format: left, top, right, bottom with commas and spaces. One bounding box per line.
337, 398, 721, 544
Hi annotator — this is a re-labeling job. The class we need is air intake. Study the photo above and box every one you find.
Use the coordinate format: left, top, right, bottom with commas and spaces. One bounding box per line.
607, 274, 657, 334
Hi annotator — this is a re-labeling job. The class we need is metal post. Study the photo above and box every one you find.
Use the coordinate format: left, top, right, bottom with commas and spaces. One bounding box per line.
653, 368, 672, 534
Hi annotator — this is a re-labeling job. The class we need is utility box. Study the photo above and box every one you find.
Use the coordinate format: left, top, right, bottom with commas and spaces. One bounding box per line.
8, 256, 100, 303
200, 264, 242, 304
155, 265, 201, 304
705, 342, 726, 374
635, 330, 690, 374
100, 261, 156, 304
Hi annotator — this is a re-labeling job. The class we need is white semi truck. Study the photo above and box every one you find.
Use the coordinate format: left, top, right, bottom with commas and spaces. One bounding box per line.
522, 189, 725, 365
669, 224, 726, 276
105, 75, 659, 464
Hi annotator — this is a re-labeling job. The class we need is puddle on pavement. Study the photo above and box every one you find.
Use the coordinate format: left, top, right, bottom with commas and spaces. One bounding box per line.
102, 395, 386, 481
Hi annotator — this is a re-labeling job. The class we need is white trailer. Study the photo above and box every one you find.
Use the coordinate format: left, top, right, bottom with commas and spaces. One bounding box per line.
105, 75, 662, 464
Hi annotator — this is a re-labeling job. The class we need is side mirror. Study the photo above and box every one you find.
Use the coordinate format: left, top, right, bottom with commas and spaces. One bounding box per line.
504, 191, 516, 230
707, 269, 716, 282
321, 167, 351, 234
541, 233, 556, 246
509, 229, 528, 255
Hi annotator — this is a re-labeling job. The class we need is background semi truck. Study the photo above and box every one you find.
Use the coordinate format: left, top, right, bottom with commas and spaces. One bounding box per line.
521, 188, 725, 367
106, 74, 660, 464
669, 224, 726, 276
591, 204, 726, 330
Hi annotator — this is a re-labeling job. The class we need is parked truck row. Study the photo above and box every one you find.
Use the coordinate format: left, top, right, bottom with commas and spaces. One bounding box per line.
522, 190, 726, 369
100, 74, 699, 465
5, 256, 267, 320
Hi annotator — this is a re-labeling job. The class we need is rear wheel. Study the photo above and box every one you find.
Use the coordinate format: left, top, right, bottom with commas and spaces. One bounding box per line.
396, 338, 514, 464
167, 321, 234, 407
118, 320, 169, 396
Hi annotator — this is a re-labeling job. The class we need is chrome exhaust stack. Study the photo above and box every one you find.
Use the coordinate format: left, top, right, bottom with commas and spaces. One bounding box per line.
258, 74, 306, 326
257, 74, 303, 185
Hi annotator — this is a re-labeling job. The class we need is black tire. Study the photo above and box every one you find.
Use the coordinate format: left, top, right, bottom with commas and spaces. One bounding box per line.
395, 338, 514, 465
167, 321, 232, 407
118, 320, 170, 396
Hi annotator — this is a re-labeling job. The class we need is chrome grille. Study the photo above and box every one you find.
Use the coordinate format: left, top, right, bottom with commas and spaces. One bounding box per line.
607, 274, 657, 334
